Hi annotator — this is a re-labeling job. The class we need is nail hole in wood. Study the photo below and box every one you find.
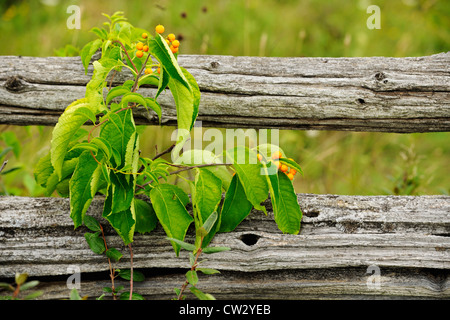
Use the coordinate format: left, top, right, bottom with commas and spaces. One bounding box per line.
357, 98, 365, 104
240, 233, 260, 246
304, 210, 320, 218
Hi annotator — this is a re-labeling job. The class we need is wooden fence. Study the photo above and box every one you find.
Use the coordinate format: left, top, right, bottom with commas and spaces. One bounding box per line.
0, 52, 449, 300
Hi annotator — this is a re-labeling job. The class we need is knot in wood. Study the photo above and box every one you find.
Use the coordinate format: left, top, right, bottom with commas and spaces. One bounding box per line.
210, 61, 220, 69
374, 72, 386, 82
5, 76, 26, 92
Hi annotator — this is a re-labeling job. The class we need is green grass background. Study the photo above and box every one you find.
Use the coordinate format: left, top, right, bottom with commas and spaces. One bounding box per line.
0, 0, 449, 196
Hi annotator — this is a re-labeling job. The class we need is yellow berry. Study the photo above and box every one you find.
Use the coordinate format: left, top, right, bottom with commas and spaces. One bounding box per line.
136, 42, 144, 50
145, 68, 152, 75
142, 33, 148, 39
257, 154, 263, 162
287, 173, 294, 181
166, 39, 170, 45
167, 33, 176, 42
136, 50, 144, 58
272, 151, 283, 160
172, 39, 180, 48
155, 24, 165, 34
280, 164, 288, 173
272, 161, 281, 170
290, 169, 297, 176
143, 45, 149, 52
170, 45, 178, 54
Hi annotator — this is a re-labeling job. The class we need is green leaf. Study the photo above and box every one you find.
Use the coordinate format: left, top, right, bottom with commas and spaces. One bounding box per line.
68, 142, 99, 154
84, 215, 101, 232
119, 292, 145, 300
150, 184, 194, 256
102, 184, 136, 245
144, 98, 162, 123
20, 280, 39, 291
106, 248, 123, 262
15, 273, 28, 286
137, 74, 159, 88
106, 85, 130, 106
165, 237, 196, 252
80, 38, 102, 74
219, 173, 253, 232
23, 290, 44, 300
69, 288, 82, 300
197, 268, 220, 275
279, 157, 303, 176
226, 146, 269, 214
194, 168, 222, 225
185, 270, 198, 286
268, 171, 303, 234
149, 33, 190, 90
100, 108, 136, 168
34, 153, 54, 188
202, 210, 218, 235
84, 232, 106, 254
189, 287, 216, 300
90, 27, 108, 40
134, 198, 157, 234
202, 246, 231, 254
69, 151, 102, 228
90, 137, 112, 160
120, 92, 147, 108
51, 98, 95, 179
149, 34, 198, 156
73, 106, 97, 124
118, 269, 145, 282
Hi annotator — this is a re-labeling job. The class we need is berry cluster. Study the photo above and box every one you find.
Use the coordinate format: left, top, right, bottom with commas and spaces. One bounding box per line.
135, 25, 182, 75
258, 151, 298, 181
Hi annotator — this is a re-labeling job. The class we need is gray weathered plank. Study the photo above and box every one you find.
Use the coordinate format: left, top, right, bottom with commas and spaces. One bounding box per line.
1, 194, 448, 276
0, 53, 449, 132
1, 194, 449, 299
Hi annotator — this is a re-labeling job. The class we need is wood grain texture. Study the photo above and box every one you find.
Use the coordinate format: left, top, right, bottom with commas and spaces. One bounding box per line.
0, 53, 449, 132
1, 194, 448, 299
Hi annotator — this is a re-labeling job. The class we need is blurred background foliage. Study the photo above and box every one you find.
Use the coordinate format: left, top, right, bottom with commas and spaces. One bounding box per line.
0, 0, 448, 196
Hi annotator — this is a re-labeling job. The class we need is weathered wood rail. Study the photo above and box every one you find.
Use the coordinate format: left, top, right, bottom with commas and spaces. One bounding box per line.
0, 52, 449, 300
0, 52, 449, 132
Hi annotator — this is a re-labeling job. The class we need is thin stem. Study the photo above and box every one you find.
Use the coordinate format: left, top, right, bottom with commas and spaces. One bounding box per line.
152, 143, 175, 161
140, 163, 231, 189
0, 160, 7, 174
177, 237, 203, 300
128, 243, 134, 300
100, 224, 117, 300
112, 40, 138, 74
131, 53, 152, 93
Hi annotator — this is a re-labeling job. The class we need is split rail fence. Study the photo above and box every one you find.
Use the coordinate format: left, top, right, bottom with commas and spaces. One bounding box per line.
0, 52, 449, 299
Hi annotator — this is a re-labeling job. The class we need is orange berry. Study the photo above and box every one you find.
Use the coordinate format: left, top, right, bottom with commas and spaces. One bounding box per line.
167, 33, 176, 42
166, 39, 170, 45
287, 173, 294, 181
143, 45, 149, 52
172, 39, 180, 48
272, 151, 283, 160
145, 68, 152, 75
290, 169, 297, 176
280, 164, 288, 173
155, 24, 165, 34
257, 154, 263, 162
136, 50, 144, 58
136, 42, 144, 50
157, 67, 161, 74
170, 45, 178, 54
142, 32, 148, 39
